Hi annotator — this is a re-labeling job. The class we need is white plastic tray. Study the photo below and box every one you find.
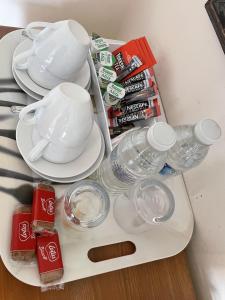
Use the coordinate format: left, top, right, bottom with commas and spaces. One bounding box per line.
0, 32, 194, 287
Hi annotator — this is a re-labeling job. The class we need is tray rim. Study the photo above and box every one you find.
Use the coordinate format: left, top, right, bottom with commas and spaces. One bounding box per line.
0, 31, 194, 287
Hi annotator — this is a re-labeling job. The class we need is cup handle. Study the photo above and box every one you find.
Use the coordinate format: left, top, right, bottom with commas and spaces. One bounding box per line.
24, 21, 56, 40
19, 97, 50, 125
28, 138, 49, 162
13, 48, 34, 71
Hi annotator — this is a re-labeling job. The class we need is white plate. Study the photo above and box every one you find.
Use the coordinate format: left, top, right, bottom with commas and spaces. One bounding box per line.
29, 134, 105, 183
0, 29, 24, 80
12, 39, 91, 96
13, 64, 91, 101
12, 67, 43, 101
16, 120, 102, 178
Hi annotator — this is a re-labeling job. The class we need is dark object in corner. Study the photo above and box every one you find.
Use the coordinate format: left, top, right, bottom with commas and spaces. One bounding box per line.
205, 0, 225, 53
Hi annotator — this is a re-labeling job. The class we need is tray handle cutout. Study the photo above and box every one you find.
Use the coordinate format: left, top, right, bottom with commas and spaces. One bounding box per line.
88, 241, 136, 262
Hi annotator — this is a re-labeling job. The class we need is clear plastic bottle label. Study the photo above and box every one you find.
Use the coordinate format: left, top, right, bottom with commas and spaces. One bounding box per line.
159, 163, 177, 176
110, 147, 136, 183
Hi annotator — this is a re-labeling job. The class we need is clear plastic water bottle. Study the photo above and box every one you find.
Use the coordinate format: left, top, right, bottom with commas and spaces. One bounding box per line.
98, 122, 176, 193
160, 119, 221, 176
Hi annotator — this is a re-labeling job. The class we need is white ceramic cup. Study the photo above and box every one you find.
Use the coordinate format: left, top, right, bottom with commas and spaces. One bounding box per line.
14, 20, 90, 89
19, 82, 94, 163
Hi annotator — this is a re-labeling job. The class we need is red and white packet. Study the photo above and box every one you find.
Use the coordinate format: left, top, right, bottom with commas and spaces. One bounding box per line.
36, 231, 64, 284
113, 37, 157, 80
32, 183, 55, 232
10, 206, 36, 261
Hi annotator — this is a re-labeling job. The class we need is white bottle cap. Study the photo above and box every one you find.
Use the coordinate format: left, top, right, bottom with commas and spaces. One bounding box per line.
194, 119, 221, 145
147, 122, 176, 151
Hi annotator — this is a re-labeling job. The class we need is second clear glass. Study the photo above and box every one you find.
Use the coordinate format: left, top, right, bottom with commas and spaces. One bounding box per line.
114, 179, 175, 234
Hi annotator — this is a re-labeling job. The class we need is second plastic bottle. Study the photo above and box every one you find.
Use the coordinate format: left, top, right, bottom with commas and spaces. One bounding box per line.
160, 119, 221, 177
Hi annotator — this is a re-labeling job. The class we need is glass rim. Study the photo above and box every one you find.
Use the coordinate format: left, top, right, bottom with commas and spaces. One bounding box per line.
64, 179, 110, 228
131, 179, 175, 224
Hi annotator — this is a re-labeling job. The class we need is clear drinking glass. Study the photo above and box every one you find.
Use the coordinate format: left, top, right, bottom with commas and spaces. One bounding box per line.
114, 179, 175, 234
63, 180, 110, 230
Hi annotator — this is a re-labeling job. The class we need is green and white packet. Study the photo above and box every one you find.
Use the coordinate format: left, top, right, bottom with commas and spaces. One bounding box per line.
98, 78, 109, 89
107, 82, 125, 99
103, 93, 121, 106
93, 51, 116, 75
98, 67, 117, 82
99, 51, 116, 67
91, 37, 109, 52
103, 82, 125, 106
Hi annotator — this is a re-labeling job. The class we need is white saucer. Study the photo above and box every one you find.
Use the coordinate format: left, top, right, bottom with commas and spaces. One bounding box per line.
12, 67, 43, 101
12, 38, 91, 96
16, 120, 103, 178
13, 66, 91, 101
28, 134, 105, 183
0, 29, 24, 80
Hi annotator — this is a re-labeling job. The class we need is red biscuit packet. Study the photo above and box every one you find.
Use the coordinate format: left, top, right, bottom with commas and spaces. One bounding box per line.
113, 37, 156, 80
32, 183, 55, 231
36, 231, 64, 284
11, 206, 36, 260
